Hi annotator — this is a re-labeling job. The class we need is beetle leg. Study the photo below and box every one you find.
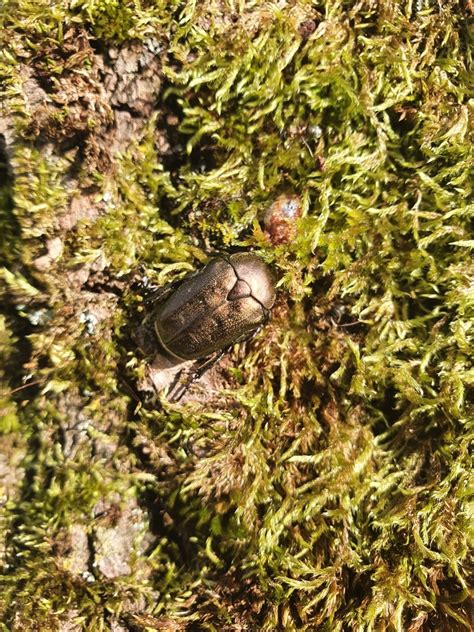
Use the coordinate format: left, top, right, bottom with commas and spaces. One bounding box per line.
144, 265, 208, 307
167, 322, 267, 402
134, 271, 189, 307
167, 329, 259, 402
166, 366, 186, 401
168, 351, 225, 402
139, 281, 182, 334
143, 282, 176, 307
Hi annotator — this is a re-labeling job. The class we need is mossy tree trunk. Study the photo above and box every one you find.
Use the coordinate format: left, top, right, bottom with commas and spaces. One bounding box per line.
1, 2, 472, 631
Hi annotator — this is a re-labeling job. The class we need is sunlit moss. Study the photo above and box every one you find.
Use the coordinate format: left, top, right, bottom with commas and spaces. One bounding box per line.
0, 0, 472, 630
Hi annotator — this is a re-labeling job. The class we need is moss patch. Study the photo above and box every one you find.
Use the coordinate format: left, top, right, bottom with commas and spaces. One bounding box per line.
1, 1, 473, 630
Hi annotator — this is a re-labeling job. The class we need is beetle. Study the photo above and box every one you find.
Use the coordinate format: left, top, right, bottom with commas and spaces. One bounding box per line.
148, 252, 276, 400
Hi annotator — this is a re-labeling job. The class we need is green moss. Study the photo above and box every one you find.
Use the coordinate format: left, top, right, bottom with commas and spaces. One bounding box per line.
69, 0, 172, 43
1, 0, 473, 630
0, 315, 20, 433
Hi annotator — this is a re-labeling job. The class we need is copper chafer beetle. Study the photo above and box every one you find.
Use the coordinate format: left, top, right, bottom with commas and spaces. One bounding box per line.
153, 253, 276, 363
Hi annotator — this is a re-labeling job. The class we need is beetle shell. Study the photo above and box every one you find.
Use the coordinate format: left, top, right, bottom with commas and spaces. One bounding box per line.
153, 253, 275, 361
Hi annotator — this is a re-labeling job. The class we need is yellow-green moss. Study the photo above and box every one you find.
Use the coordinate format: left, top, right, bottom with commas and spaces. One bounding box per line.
1, 0, 473, 630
